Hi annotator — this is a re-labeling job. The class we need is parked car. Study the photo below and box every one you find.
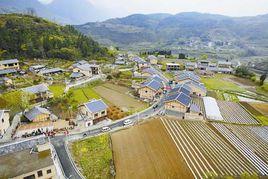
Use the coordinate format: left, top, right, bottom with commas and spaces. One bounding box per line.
102, 126, 111, 132
123, 119, 133, 126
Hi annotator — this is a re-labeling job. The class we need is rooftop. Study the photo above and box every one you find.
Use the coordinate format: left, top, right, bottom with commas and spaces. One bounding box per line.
170, 85, 191, 96
24, 106, 51, 121
0, 59, 19, 65
23, 84, 49, 94
85, 99, 108, 113
141, 79, 163, 91
39, 68, 64, 75
0, 69, 17, 76
0, 149, 54, 178
185, 81, 207, 92
165, 92, 191, 107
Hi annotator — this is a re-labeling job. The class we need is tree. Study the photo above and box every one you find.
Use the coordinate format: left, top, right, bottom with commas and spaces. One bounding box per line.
260, 73, 267, 86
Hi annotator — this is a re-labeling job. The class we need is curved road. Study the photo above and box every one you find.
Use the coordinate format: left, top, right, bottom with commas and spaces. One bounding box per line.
51, 97, 166, 179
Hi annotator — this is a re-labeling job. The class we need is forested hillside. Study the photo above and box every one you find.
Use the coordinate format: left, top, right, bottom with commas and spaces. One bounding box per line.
0, 14, 108, 60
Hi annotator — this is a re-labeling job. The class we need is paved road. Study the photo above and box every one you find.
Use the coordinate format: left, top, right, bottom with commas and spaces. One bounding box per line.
50, 97, 165, 179
51, 137, 81, 179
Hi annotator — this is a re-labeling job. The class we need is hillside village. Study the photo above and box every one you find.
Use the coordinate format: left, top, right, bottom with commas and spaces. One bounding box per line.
0, 50, 268, 178
0, 11, 267, 179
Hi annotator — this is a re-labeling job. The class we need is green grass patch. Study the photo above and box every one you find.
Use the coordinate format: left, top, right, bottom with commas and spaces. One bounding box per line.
70, 134, 113, 179
201, 74, 245, 92
49, 84, 65, 98
69, 86, 100, 106
256, 83, 268, 97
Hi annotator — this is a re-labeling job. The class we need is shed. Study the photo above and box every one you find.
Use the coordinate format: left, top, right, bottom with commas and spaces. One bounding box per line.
203, 97, 223, 121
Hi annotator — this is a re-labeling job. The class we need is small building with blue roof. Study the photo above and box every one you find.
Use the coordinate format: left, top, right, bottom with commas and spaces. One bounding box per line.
79, 99, 108, 126
164, 92, 191, 113
138, 78, 163, 101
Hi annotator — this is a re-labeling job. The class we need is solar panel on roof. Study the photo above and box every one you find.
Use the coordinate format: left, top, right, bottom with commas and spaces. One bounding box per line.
85, 100, 108, 113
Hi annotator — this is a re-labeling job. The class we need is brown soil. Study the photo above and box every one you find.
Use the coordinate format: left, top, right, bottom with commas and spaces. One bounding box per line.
111, 118, 194, 179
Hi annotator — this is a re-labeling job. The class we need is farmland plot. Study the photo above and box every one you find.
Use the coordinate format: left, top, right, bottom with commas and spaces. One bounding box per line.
212, 123, 268, 176
161, 118, 259, 178
111, 119, 194, 179
217, 100, 259, 124
223, 124, 268, 163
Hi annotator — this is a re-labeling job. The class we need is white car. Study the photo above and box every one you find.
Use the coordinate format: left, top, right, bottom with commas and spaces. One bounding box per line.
102, 126, 111, 132
123, 119, 133, 126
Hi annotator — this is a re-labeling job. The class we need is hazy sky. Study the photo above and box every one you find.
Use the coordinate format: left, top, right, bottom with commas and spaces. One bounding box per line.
40, 0, 268, 17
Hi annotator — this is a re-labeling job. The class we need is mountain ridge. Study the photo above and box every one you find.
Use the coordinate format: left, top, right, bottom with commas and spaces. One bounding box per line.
75, 12, 268, 56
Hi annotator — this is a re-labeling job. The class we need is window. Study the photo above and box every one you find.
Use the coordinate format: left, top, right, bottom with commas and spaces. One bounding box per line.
47, 169, 52, 174
101, 111, 105, 115
37, 170, 43, 177
2, 118, 4, 123
172, 106, 175, 108
94, 113, 98, 117
145, 90, 148, 93
23, 174, 35, 179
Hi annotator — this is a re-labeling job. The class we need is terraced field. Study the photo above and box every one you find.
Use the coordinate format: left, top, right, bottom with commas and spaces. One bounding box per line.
212, 123, 268, 176
161, 118, 258, 178
217, 100, 259, 124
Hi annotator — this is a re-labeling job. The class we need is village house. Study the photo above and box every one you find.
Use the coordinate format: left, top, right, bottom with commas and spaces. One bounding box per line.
79, 99, 108, 126
164, 92, 191, 114
185, 81, 207, 96
38, 68, 65, 76
141, 67, 157, 78
24, 106, 57, 123
72, 63, 93, 78
175, 71, 201, 84
185, 62, 197, 71
72, 60, 101, 75
147, 55, 158, 65
169, 84, 191, 96
138, 79, 163, 101
29, 65, 46, 73
0, 69, 17, 77
197, 60, 210, 70
217, 61, 233, 74
133, 56, 148, 69
0, 145, 57, 179
23, 84, 53, 103
0, 110, 10, 137
0, 59, 20, 70
15, 106, 58, 137
166, 63, 180, 71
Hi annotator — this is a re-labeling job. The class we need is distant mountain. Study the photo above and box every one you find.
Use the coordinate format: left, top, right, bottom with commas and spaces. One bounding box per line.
0, 0, 106, 24
75, 12, 268, 56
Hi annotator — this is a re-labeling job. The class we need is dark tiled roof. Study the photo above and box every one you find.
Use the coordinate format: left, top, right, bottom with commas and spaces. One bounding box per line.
0, 59, 19, 65
0, 69, 17, 75
150, 75, 164, 84
23, 84, 49, 94
85, 99, 108, 113
170, 85, 191, 96
165, 92, 191, 107
141, 79, 163, 91
39, 68, 64, 75
185, 81, 207, 92
70, 72, 84, 78
24, 106, 51, 121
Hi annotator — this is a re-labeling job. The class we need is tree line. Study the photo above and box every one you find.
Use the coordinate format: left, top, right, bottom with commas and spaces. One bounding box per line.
0, 14, 108, 60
